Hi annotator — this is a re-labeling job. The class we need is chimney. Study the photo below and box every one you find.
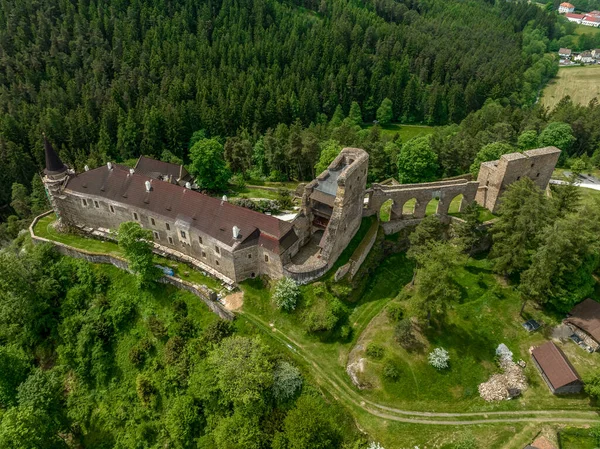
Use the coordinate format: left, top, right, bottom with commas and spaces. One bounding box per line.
107, 162, 113, 170
233, 226, 240, 239
145, 180, 152, 192
84, 165, 89, 172
185, 182, 191, 189
129, 168, 135, 175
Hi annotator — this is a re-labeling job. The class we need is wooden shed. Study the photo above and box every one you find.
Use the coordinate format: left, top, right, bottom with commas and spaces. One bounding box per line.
531, 341, 583, 394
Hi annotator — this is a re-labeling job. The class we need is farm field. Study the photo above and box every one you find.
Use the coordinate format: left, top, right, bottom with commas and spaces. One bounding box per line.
542, 65, 600, 110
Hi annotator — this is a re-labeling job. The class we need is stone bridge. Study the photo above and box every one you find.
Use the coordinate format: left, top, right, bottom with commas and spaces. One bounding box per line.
365, 176, 479, 220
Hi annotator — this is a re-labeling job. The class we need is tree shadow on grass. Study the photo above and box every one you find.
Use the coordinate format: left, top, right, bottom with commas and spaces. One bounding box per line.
424, 321, 497, 363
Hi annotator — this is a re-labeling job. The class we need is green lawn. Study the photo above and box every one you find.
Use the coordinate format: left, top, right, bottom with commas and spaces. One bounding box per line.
559, 427, 599, 448
574, 23, 600, 35
355, 256, 597, 412
34, 214, 224, 291
362, 123, 436, 141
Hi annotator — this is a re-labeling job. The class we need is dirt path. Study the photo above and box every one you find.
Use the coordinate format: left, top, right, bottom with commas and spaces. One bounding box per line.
222, 292, 244, 311
239, 310, 600, 425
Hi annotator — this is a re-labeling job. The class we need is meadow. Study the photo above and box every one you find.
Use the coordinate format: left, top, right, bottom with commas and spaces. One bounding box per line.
541, 65, 600, 110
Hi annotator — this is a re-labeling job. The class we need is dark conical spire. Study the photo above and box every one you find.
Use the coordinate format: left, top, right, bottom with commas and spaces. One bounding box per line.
43, 134, 66, 175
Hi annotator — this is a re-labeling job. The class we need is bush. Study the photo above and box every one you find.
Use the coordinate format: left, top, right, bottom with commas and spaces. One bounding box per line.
148, 316, 167, 339
176, 317, 197, 339
383, 361, 400, 381
136, 374, 156, 407
272, 361, 303, 402
273, 277, 300, 312
366, 343, 384, 359
201, 319, 234, 345
164, 336, 186, 365
304, 297, 345, 333
173, 299, 188, 319
394, 319, 416, 349
386, 303, 404, 322
277, 189, 294, 209
428, 347, 450, 370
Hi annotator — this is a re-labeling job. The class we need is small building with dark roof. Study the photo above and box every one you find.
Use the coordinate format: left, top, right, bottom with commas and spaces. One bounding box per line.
565, 298, 600, 351
531, 341, 583, 394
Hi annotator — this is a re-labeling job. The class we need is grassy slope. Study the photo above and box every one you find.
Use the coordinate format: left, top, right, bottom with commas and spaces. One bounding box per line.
34, 215, 224, 291
541, 65, 600, 110
574, 23, 600, 35
362, 123, 436, 141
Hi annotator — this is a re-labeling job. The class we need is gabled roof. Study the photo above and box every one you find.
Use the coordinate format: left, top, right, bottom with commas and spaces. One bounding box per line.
64, 164, 297, 253
583, 14, 600, 22
566, 13, 585, 18
558, 48, 572, 54
531, 341, 581, 390
566, 298, 600, 343
560, 2, 574, 6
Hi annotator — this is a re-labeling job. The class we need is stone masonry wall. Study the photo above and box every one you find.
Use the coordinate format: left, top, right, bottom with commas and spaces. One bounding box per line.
30, 212, 234, 320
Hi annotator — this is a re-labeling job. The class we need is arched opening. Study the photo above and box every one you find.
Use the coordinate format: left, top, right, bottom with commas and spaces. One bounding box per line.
402, 198, 417, 216
424, 197, 440, 216
379, 199, 394, 222
448, 194, 464, 215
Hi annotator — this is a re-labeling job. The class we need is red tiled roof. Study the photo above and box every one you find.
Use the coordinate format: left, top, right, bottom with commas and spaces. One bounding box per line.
560, 2, 574, 6
566, 13, 585, 18
566, 298, 600, 343
584, 15, 600, 22
65, 164, 297, 253
531, 342, 581, 390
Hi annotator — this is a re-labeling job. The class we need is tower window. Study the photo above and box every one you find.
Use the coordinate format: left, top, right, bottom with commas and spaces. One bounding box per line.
198, 236, 203, 244
168, 236, 174, 245
151, 218, 155, 226
202, 251, 207, 258
166, 223, 171, 231
81, 198, 88, 207
94, 200, 99, 208
215, 246, 220, 255
215, 260, 220, 266
180, 230, 186, 239
109, 205, 115, 213
153, 231, 160, 240
133, 212, 139, 221
248, 254, 252, 259
264, 254, 269, 262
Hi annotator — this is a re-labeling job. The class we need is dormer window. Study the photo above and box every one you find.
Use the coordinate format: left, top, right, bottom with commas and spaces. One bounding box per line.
180, 230, 186, 239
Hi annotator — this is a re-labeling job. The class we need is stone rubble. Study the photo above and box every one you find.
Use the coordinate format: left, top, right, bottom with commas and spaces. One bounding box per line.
478, 347, 528, 402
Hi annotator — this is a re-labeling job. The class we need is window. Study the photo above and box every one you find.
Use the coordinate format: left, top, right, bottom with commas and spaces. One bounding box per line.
264, 254, 269, 262
516, 176, 521, 181
215, 246, 220, 255
202, 251, 207, 258
536, 172, 540, 178
215, 260, 220, 266
198, 236, 203, 244
180, 230, 186, 239
248, 254, 252, 259
81, 198, 88, 207
153, 231, 160, 240
94, 200, 99, 208
151, 218, 155, 226
166, 223, 171, 231
109, 205, 115, 213
531, 163, 535, 168
133, 212, 139, 221
168, 236, 174, 245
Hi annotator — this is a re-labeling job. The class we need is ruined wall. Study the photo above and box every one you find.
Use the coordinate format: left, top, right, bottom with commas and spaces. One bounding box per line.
319, 148, 369, 265
366, 177, 479, 220
476, 147, 561, 213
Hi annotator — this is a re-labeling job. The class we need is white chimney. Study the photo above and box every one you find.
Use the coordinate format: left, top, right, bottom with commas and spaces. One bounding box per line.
185, 182, 191, 189
129, 168, 135, 175
84, 165, 89, 171
233, 226, 240, 239
145, 180, 151, 192
107, 162, 113, 170
222, 195, 228, 202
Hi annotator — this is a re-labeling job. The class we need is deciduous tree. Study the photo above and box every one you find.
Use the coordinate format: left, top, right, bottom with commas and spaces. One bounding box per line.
117, 222, 159, 286
189, 138, 231, 192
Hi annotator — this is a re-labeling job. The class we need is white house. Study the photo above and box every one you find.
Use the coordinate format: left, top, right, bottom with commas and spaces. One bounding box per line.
575, 51, 595, 63
582, 14, 600, 26
558, 48, 572, 58
559, 2, 575, 13
592, 49, 600, 59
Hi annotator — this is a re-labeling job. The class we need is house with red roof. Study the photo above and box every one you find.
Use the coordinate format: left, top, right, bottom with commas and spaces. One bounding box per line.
559, 2, 575, 13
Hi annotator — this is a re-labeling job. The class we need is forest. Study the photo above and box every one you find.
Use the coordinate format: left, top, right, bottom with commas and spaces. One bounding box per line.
0, 0, 561, 213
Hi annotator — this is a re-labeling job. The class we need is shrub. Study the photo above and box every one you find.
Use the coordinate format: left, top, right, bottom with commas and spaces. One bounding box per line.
304, 297, 345, 333
366, 343, 384, 359
428, 347, 450, 370
136, 374, 155, 407
386, 303, 404, 322
277, 189, 294, 209
148, 316, 167, 339
383, 361, 400, 381
394, 319, 416, 348
173, 299, 188, 319
272, 361, 303, 402
328, 283, 352, 300
201, 319, 234, 345
339, 325, 352, 340
176, 317, 197, 339
273, 277, 300, 312
164, 336, 186, 365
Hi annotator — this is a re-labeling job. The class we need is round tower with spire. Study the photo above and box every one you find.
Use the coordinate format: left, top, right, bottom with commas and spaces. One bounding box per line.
41, 135, 71, 223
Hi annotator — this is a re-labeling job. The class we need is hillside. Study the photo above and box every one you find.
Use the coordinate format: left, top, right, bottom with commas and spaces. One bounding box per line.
0, 0, 558, 208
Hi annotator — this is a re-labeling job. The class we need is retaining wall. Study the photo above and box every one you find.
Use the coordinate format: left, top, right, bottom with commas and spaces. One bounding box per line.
29, 212, 234, 320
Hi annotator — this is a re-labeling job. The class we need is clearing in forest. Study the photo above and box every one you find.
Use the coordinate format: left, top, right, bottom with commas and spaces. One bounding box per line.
542, 65, 600, 110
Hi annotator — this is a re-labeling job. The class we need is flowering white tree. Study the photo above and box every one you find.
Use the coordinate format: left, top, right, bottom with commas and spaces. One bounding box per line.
428, 347, 450, 370
496, 343, 513, 362
272, 277, 300, 312
368, 443, 385, 449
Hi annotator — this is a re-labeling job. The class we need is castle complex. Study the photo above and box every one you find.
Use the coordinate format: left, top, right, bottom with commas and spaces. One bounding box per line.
42, 138, 560, 285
